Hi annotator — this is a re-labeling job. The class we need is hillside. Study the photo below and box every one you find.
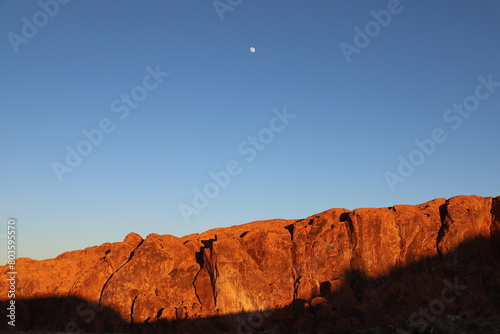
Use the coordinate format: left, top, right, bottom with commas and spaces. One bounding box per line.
1, 195, 499, 333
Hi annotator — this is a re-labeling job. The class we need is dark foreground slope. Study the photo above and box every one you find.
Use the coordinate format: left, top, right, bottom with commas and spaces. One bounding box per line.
1, 195, 499, 333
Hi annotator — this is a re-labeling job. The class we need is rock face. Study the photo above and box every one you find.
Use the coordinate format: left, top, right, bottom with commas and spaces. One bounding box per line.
1, 195, 499, 333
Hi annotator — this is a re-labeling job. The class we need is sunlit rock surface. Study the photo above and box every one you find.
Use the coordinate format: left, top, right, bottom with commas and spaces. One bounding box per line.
1, 195, 499, 333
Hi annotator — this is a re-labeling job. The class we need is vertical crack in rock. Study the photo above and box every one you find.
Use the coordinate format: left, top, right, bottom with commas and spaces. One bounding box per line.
293, 274, 302, 308
130, 295, 138, 324
68, 269, 93, 297
285, 223, 294, 241
192, 236, 218, 307
98, 238, 144, 306
342, 211, 363, 300
340, 212, 356, 249
192, 251, 204, 305
205, 246, 219, 307
287, 222, 300, 306
436, 202, 449, 258
207, 237, 219, 307
68, 250, 115, 296
211, 262, 218, 306
394, 213, 404, 268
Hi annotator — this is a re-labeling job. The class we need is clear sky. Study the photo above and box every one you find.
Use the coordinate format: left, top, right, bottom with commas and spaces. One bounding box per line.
1, 0, 499, 262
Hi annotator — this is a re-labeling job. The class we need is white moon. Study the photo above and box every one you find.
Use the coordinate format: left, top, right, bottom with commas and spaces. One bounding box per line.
250, 47, 256, 53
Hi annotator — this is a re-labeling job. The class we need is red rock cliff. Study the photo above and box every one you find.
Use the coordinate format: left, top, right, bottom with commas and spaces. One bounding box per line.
1, 195, 499, 333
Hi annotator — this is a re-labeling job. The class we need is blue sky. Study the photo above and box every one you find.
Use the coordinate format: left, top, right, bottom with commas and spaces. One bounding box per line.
1, 0, 499, 261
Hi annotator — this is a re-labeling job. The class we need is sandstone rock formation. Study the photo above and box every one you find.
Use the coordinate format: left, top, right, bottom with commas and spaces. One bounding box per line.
1, 195, 499, 333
